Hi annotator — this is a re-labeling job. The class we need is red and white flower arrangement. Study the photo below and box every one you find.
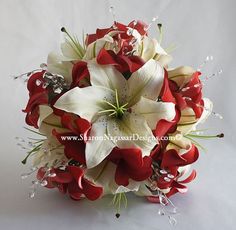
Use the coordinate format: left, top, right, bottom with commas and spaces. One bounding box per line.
17, 19, 223, 222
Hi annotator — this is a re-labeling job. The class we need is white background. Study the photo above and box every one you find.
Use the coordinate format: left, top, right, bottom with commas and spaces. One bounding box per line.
0, 0, 235, 229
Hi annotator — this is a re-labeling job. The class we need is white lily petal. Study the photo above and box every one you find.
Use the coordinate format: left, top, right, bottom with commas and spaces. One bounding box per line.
86, 161, 141, 194
47, 52, 73, 82
127, 27, 142, 44
132, 97, 176, 130
177, 107, 198, 134
54, 86, 115, 122
139, 36, 156, 61
83, 34, 114, 60
134, 182, 153, 196
153, 40, 173, 67
107, 113, 157, 157
39, 112, 75, 138
155, 40, 168, 55
167, 134, 192, 155
86, 161, 116, 194
61, 41, 82, 60
87, 60, 128, 102
86, 117, 115, 168
155, 54, 172, 68
38, 105, 53, 128
128, 59, 164, 105
168, 66, 195, 87
112, 180, 140, 194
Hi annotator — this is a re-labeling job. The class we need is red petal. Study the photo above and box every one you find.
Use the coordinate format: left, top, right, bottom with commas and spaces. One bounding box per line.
82, 178, 103, 201
115, 161, 130, 186
71, 61, 89, 87
118, 55, 144, 72
160, 70, 176, 103
68, 181, 83, 200
67, 166, 84, 188
128, 20, 148, 36
181, 145, 199, 165
161, 149, 187, 168
127, 156, 152, 181
75, 117, 91, 136
54, 171, 73, 184
53, 129, 86, 164
97, 48, 117, 65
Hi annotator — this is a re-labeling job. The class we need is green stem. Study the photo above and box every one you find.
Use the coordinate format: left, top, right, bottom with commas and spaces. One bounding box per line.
61, 27, 84, 58
21, 143, 43, 164
184, 135, 206, 151
24, 127, 45, 136
187, 133, 224, 139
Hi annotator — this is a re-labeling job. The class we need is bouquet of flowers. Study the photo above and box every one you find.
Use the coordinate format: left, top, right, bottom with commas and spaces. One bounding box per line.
17, 19, 223, 221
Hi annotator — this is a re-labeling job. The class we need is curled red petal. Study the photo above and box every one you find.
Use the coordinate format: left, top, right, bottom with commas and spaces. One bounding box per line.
71, 61, 89, 87
67, 166, 84, 188
54, 171, 73, 184
181, 145, 199, 165
81, 179, 103, 201
160, 70, 176, 103
68, 181, 83, 200
161, 149, 187, 168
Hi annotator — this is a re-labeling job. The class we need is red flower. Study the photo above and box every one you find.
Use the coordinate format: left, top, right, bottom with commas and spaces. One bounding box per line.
86, 20, 147, 46
37, 167, 73, 193
169, 71, 204, 118
147, 169, 197, 202
161, 144, 199, 168
97, 48, 144, 75
53, 114, 90, 165
71, 61, 89, 88
23, 71, 48, 128
108, 148, 152, 186
149, 142, 199, 198
86, 21, 147, 56
67, 166, 103, 201
37, 166, 103, 201
152, 70, 180, 139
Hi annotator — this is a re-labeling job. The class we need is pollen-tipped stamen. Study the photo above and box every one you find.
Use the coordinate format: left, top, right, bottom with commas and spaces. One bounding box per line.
100, 90, 128, 119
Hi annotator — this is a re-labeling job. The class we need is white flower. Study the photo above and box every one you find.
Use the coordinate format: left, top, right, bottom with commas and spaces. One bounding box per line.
177, 98, 213, 135
85, 160, 140, 194
54, 59, 176, 168
136, 36, 172, 67
47, 29, 86, 83
32, 105, 68, 168
83, 34, 114, 60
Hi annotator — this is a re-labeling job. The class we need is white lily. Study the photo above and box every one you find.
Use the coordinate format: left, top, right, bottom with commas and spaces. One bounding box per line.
32, 106, 69, 168
177, 98, 213, 135
136, 36, 172, 67
54, 59, 176, 168
47, 28, 86, 83
83, 34, 114, 60
85, 160, 140, 194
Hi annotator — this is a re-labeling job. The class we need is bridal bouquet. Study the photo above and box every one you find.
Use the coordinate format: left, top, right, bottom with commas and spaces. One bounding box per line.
18, 19, 223, 220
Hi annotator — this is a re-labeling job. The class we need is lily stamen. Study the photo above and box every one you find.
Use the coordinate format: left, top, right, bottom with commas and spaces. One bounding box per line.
99, 89, 128, 118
